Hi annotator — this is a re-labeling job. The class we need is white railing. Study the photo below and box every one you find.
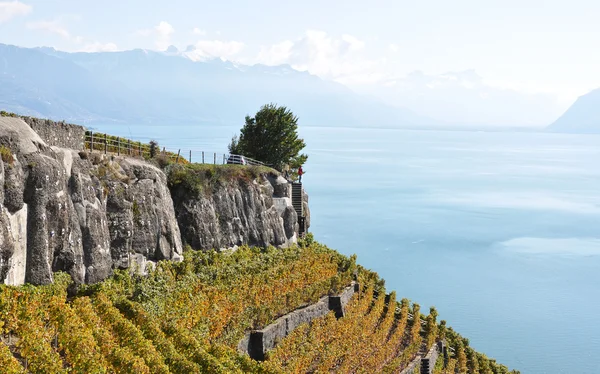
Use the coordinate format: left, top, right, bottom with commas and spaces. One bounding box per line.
225, 154, 268, 167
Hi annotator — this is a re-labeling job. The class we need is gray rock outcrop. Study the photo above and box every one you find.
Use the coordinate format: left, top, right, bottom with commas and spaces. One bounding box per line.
0, 117, 183, 285
1, 116, 310, 285
170, 171, 300, 250
302, 187, 311, 230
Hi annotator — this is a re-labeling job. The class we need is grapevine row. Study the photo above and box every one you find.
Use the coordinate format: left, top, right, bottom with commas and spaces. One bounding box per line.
263, 284, 435, 373
0, 242, 354, 372
0, 239, 518, 373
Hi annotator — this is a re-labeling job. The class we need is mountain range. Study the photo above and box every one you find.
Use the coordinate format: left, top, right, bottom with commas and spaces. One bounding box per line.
0, 43, 436, 129
547, 88, 600, 133
1, 43, 599, 133
358, 70, 564, 128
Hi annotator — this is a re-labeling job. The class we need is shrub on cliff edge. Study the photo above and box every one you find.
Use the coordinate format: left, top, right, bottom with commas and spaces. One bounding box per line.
0, 111, 18, 118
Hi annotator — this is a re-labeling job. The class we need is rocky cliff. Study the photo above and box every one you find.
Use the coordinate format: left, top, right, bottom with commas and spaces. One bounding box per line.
168, 167, 304, 250
0, 117, 183, 285
0, 117, 308, 285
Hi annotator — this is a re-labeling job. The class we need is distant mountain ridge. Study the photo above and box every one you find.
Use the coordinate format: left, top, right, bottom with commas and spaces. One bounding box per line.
0, 43, 438, 128
547, 88, 600, 133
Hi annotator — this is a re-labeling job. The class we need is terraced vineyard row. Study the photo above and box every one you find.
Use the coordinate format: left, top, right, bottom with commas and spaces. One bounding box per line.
0, 236, 518, 373
434, 324, 519, 374
0, 239, 354, 373
262, 284, 429, 373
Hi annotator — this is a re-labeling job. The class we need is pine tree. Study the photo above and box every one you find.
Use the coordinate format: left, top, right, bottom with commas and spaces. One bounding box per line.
229, 104, 308, 171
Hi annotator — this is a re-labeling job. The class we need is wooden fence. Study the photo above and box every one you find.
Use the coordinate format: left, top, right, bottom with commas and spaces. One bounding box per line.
84, 131, 266, 166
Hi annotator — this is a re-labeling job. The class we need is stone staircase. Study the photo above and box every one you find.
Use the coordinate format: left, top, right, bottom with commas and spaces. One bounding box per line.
291, 182, 305, 236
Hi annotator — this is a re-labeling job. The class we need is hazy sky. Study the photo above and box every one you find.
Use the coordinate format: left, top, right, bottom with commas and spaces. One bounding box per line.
1, 0, 599, 111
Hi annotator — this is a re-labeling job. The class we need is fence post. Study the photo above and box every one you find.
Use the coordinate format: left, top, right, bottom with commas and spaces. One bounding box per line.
117, 137, 120, 155
214, 153, 216, 164
90, 131, 94, 153
139, 143, 142, 157
104, 134, 107, 154
128, 139, 131, 155
176, 149, 180, 164
223, 154, 226, 164
202, 151, 204, 164
189, 150, 191, 163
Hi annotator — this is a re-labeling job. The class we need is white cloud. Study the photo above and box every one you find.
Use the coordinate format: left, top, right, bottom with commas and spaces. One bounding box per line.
0, 1, 31, 23
341, 34, 365, 51
250, 30, 384, 85
136, 21, 175, 50
155, 21, 174, 37
255, 40, 294, 65
388, 43, 399, 53
192, 27, 206, 36
80, 42, 118, 52
184, 39, 245, 61
155, 21, 174, 50
26, 20, 71, 39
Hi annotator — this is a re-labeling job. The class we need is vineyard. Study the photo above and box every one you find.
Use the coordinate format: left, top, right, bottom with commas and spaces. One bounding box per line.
262, 285, 422, 373
433, 325, 518, 374
262, 281, 518, 374
0, 236, 518, 373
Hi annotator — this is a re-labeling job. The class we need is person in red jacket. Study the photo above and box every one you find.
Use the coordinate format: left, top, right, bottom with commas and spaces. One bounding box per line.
298, 166, 304, 183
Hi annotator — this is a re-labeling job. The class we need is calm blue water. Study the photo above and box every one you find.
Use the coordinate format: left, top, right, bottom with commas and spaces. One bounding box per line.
95, 123, 600, 374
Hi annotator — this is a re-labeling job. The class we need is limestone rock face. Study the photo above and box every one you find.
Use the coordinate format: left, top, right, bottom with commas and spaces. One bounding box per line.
0, 157, 15, 281
22, 152, 85, 285
0, 118, 183, 285
3, 156, 25, 213
171, 173, 299, 251
0, 116, 309, 285
268, 175, 291, 198
303, 188, 311, 231
282, 206, 298, 240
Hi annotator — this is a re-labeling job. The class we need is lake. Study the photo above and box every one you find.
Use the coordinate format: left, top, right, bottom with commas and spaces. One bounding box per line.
95, 123, 600, 374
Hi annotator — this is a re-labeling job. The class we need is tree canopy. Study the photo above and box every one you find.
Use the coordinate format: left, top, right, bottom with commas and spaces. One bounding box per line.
229, 103, 308, 171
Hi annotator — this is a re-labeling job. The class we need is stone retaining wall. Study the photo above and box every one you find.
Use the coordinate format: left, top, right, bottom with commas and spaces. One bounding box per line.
20, 117, 85, 150
399, 340, 445, 374
400, 355, 421, 374
420, 341, 443, 374
239, 282, 358, 360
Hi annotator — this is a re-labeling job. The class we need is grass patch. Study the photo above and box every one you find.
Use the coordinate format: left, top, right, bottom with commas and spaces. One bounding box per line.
167, 163, 277, 195
0, 145, 14, 167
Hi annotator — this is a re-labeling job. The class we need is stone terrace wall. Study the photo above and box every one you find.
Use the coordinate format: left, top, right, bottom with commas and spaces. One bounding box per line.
400, 356, 421, 374
400, 340, 444, 374
239, 282, 358, 360
420, 341, 443, 374
20, 117, 85, 150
